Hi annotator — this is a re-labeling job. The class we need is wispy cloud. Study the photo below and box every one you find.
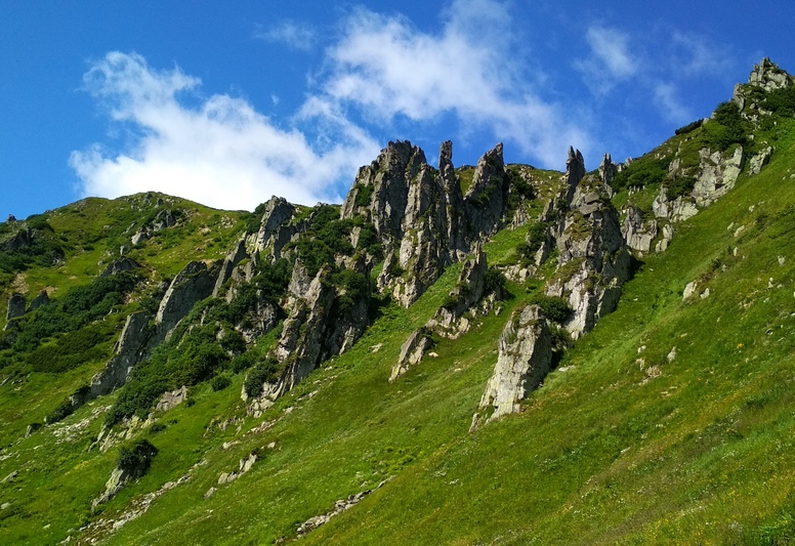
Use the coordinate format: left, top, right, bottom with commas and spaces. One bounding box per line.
305, 0, 590, 166
669, 32, 734, 78
575, 25, 637, 94
253, 20, 316, 51
653, 83, 692, 124
71, 52, 378, 210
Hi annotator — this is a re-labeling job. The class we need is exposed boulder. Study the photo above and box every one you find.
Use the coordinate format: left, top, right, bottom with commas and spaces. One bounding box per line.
749, 146, 773, 175
473, 304, 552, 426
27, 290, 50, 311
6, 293, 26, 320
101, 257, 139, 277
390, 327, 435, 382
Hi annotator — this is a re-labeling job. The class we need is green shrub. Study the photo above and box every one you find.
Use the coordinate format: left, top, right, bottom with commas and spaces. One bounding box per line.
45, 399, 75, 424
244, 358, 281, 398
703, 101, 749, 151
762, 85, 795, 116
117, 439, 158, 479
211, 375, 232, 392
610, 158, 669, 193
666, 176, 697, 200
674, 119, 703, 135
353, 184, 374, 207
529, 294, 573, 324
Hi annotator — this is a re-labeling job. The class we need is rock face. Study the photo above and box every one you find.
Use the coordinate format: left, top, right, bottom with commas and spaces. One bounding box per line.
90, 312, 151, 398
425, 247, 493, 339
691, 146, 745, 207
156, 261, 220, 333
6, 293, 26, 320
270, 267, 337, 398
474, 305, 552, 425
345, 140, 510, 308
213, 235, 249, 297
749, 146, 773, 175
622, 205, 658, 253
546, 176, 631, 339
390, 327, 435, 382
249, 196, 299, 259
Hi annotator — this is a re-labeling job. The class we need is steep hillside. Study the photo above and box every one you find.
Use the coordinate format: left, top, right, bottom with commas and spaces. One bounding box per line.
2, 59, 795, 545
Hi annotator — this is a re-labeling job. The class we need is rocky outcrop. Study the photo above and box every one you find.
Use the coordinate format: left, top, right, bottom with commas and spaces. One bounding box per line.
217, 453, 258, 486
563, 147, 586, 204
6, 293, 26, 320
131, 209, 179, 245
425, 247, 494, 339
390, 327, 434, 382
652, 187, 698, 223
154, 386, 188, 412
622, 205, 658, 253
473, 304, 552, 426
93, 440, 158, 508
249, 196, 298, 259
341, 140, 425, 240
27, 290, 50, 311
691, 146, 745, 207
546, 176, 631, 339
347, 141, 513, 308
101, 257, 139, 277
90, 312, 151, 398
463, 143, 509, 240
599, 153, 619, 189
268, 267, 337, 399
213, 235, 249, 297
156, 261, 220, 334
749, 146, 773, 175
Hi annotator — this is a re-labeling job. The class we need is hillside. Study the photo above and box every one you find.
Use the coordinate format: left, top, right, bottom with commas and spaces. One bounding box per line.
2, 59, 795, 544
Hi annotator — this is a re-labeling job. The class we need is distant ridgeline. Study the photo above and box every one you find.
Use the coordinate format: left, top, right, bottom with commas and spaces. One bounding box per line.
0, 58, 793, 543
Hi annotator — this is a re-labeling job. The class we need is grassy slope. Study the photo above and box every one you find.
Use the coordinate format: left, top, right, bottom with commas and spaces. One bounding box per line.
3, 120, 795, 544
107, 121, 795, 544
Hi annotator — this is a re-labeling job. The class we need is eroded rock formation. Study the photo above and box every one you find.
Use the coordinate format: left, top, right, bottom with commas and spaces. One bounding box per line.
473, 304, 552, 426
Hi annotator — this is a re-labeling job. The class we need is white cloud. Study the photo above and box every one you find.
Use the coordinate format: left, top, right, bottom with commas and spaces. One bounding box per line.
71, 52, 379, 210
305, 0, 590, 166
253, 20, 316, 52
575, 25, 637, 95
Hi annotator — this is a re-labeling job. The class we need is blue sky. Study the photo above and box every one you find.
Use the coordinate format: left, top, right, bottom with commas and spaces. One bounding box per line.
2, 1, 793, 217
